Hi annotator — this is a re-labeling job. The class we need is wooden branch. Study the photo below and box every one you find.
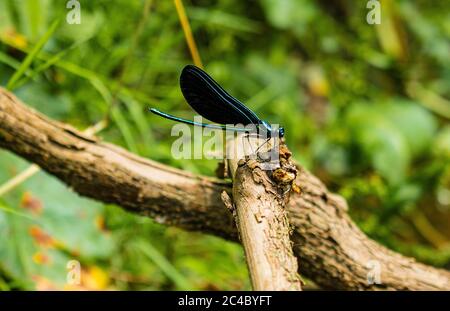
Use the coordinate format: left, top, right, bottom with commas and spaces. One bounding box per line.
224, 136, 302, 290
1, 88, 449, 290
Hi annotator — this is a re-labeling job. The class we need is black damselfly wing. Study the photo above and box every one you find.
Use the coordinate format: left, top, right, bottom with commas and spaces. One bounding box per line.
180, 65, 263, 126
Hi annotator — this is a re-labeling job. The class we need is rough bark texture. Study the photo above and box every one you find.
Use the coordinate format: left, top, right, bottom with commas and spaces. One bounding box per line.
225, 137, 302, 290
1, 88, 449, 290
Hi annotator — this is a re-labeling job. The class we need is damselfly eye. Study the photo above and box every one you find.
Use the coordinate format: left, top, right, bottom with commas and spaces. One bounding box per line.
279, 127, 285, 138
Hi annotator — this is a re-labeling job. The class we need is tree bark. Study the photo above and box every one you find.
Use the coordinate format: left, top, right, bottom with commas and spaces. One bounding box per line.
224, 137, 302, 290
0, 88, 449, 290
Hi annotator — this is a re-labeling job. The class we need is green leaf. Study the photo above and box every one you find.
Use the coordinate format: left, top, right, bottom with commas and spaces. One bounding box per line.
433, 125, 450, 156
14, 0, 51, 41
0, 151, 113, 289
188, 8, 261, 33
260, 0, 317, 35
0, 1, 13, 30
383, 99, 437, 156
58, 10, 104, 43
347, 103, 410, 184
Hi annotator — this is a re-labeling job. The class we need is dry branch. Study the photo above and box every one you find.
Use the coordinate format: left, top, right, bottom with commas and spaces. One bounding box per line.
224, 137, 302, 290
0, 88, 449, 290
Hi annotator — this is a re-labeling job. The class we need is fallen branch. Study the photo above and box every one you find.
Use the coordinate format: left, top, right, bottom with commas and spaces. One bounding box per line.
0, 88, 449, 290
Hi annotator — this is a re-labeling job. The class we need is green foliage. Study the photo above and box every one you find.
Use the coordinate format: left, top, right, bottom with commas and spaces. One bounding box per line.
344, 99, 437, 184
0, 0, 449, 289
0, 152, 113, 289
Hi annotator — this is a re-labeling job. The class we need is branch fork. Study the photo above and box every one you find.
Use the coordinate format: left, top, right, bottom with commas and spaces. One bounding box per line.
1, 87, 449, 290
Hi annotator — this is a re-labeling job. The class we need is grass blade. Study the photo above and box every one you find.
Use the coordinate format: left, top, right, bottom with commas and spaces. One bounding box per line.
6, 19, 60, 90
136, 240, 191, 290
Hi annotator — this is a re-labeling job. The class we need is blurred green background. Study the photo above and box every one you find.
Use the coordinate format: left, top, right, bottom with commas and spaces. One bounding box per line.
0, 0, 449, 290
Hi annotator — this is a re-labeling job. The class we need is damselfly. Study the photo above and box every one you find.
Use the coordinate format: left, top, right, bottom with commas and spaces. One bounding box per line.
149, 65, 284, 140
